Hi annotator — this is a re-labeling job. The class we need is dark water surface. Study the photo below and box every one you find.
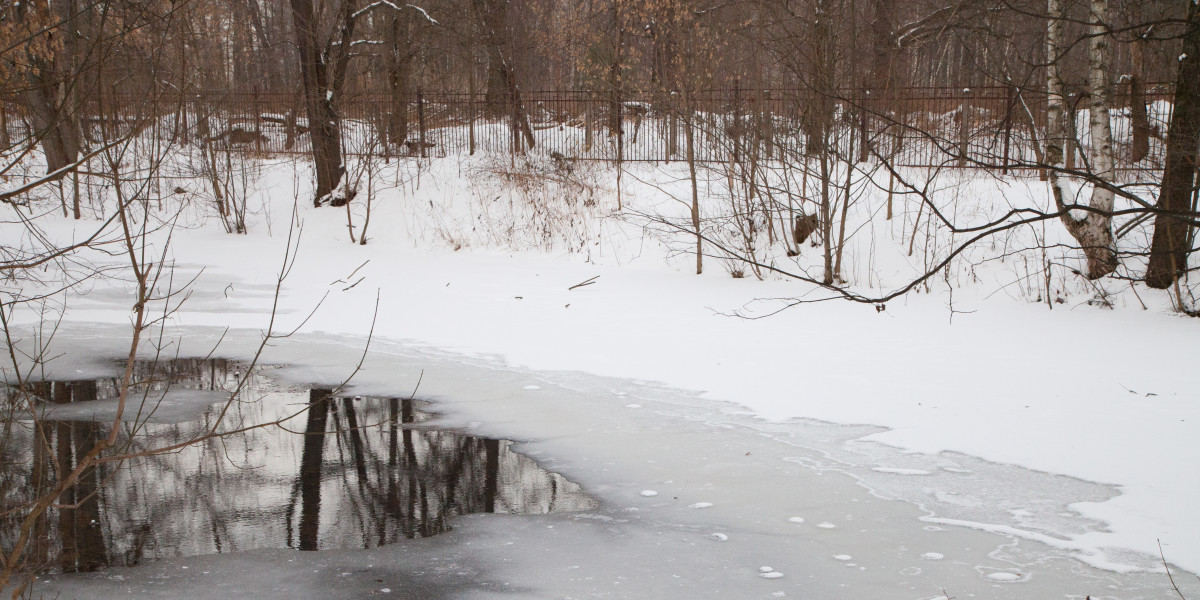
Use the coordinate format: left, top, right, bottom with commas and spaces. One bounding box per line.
1, 359, 596, 574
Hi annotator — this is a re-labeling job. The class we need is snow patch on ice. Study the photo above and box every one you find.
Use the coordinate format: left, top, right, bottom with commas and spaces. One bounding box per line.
982, 570, 1026, 582
872, 467, 931, 476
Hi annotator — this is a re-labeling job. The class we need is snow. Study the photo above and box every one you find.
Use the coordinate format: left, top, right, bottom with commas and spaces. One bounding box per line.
3, 148, 1199, 598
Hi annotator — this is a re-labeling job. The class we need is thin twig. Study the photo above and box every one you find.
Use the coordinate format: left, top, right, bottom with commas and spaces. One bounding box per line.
1160, 539, 1188, 600
568, 275, 599, 290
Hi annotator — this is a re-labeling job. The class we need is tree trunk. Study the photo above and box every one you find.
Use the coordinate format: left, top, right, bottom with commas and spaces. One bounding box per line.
1129, 39, 1150, 163
474, 0, 512, 112
814, 0, 835, 285
24, 82, 80, 173
1046, 0, 1067, 168
288, 0, 349, 207
685, 98, 702, 275
472, 0, 533, 148
387, 13, 412, 146
1145, 1, 1200, 289
819, 142, 834, 285
1046, 0, 1117, 280
1078, 0, 1118, 278
20, 0, 82, 174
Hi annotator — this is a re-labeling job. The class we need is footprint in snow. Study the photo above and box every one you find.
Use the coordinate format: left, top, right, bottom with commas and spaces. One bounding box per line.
817, 522, 837, 529
688, 502, 713, 509
787, 517, 805, 523
522, 385, 541, 390
920, 552, 944, 560
832, 555, 852, 561
707, 533, 729, 542
640, 490, 659, 497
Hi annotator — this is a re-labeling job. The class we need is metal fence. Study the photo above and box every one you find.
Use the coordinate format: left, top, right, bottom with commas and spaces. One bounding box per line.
1, 86, 1174, 172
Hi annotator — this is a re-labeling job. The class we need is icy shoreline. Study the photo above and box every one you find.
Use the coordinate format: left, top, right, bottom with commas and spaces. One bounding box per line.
11, 324, 1194, 599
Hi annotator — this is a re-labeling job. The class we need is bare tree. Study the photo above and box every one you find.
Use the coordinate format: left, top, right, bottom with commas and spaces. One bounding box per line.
472, 0, 534, 149
288, 0, 359, 206
1046, 0, 1118, 279
1, 1, 90, 175
1145, 0, 1200, 289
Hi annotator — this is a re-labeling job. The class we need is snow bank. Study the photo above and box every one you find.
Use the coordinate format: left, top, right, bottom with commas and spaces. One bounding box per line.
4, 149, 1198, 586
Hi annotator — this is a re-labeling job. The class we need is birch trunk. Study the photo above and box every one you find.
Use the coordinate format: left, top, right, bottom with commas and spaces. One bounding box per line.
1046, 0, 1117, 279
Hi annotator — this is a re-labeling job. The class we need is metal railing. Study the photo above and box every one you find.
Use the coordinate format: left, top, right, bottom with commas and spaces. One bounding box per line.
1, 86, 1174, 173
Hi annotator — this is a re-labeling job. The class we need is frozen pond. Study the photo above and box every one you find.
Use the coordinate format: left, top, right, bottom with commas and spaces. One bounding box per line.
4, 325, 1191, 599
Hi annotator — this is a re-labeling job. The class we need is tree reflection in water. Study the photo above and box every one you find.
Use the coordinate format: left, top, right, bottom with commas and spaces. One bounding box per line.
2, 359, 596, 573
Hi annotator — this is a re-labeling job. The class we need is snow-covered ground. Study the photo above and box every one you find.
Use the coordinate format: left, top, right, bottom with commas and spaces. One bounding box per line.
4, 151, 1198, 599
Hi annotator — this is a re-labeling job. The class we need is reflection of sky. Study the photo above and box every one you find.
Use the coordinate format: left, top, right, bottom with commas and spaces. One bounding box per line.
4, 360, 596, 572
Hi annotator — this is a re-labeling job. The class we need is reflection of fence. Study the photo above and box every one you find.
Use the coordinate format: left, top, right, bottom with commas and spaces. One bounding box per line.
1, 86, 1174, 171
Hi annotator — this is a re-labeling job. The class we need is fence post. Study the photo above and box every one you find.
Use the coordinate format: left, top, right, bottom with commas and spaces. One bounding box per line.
762, 89, 773, 159
958, 90, 970, 167
254, 86, 263, 152
859, 87, 869, 163
468, 68, 476, 155
584, 93, 593, 152
1002, 85, 1015, 174
511, 89, 519, 155
418, 89, 427, 158
616, 89, 624, 168
731, 78, 741, 164
667, 92, 678, 160
285, 93, 297, 151
1, 100, 11, 150
616, 88, 624, 210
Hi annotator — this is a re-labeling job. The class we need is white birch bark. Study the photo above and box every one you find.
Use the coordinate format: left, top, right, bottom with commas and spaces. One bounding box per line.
1045, 0, 1117, 279
1086, 0, 1116, 216
1046, 0, 1072, 203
